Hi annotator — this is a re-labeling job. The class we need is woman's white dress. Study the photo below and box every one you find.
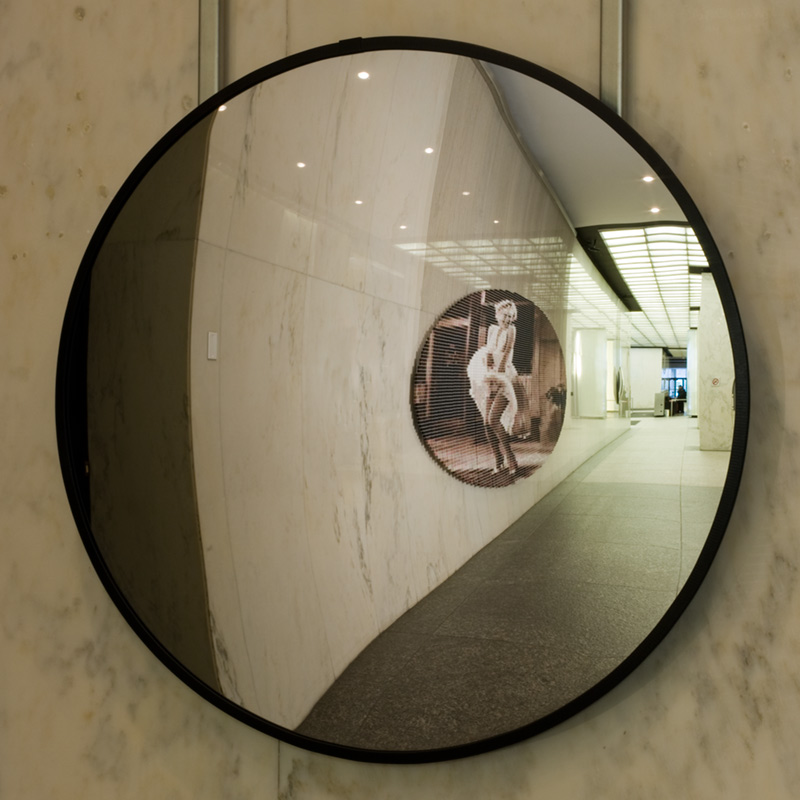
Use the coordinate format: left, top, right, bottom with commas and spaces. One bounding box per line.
467, 324, 518, 435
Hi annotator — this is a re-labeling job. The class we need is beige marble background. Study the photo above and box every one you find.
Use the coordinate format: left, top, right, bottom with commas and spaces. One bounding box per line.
1, 0, 796, 798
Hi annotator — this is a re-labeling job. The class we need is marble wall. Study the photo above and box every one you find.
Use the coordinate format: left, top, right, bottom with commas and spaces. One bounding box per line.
630, 346, 663, 410
698, 272, 735, 450
191, 49, 628, 729
4, 1, 800, 798
88, 113, 219, 693
572, 328, 608, 417
687, 327, 699, 417
191, 50, 458, 729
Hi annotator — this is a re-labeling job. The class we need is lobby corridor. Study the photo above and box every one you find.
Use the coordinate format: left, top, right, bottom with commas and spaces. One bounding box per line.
296, 415, 728, 752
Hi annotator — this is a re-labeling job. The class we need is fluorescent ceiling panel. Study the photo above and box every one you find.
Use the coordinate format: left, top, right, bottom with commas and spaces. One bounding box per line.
600, 225, 708, 349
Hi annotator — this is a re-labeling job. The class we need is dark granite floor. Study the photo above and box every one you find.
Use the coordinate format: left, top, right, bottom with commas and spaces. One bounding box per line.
295, 418, 724, 752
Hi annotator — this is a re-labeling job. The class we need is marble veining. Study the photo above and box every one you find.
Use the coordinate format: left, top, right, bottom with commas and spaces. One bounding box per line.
698, 272, 735, 450
4, 0, 798, 797
189, 48, 633, 731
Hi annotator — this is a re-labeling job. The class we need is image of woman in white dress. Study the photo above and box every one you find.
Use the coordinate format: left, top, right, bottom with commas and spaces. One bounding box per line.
467, 298, 520, 476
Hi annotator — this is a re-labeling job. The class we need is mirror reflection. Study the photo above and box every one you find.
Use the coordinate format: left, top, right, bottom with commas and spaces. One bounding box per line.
80, 48, 736, 754
412, 289, 567, 488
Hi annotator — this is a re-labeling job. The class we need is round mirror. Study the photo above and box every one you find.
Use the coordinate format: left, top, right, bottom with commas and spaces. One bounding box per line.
56, 37, 748, 763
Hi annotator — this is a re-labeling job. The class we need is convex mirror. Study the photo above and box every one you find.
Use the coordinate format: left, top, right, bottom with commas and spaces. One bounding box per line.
57, 37, 748, 763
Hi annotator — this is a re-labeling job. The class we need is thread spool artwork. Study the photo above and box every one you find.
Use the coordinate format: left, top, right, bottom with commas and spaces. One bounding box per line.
411, 290, 566, 487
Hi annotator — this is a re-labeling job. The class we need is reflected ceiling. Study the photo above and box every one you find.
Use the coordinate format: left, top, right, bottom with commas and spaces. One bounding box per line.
482, 62, 707, 353
601, 226, 707, 349
363, 59, 708, 353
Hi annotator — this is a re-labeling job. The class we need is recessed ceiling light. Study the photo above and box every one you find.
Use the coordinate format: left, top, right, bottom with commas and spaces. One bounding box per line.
493, 219, 500, 224
355, 200, 363, 205
424, 147, 434, 154
399, 225, 408, 230
296, 162, 306, 168
642, 175, 655, 183
357, 71, 370, 80
462, 191, 471, 196
218, 105, 227, 111
650, 207, 661, 214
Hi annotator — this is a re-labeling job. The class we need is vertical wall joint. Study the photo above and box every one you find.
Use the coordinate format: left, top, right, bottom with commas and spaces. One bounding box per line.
199, 0, 221, 103
600, 0, 626, 117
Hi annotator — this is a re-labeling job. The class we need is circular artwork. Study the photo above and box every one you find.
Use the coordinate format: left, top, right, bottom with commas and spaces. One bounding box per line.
411, 290, 566, 487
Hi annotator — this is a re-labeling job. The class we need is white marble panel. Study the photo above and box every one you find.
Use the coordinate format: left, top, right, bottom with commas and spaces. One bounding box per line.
687, 327, 699, 417
573, 328, 608, 417
630, 347, 664, 411
349, 295, 434, 629
227, 182, 317, 272
234, 63, 336, 234
198, 155, 239, 249
198, 103, 250, 249
698, 272, 735, 450
305, 55, 396, 293
202, 74, 325, 270
216, 250, 336, 728
190, 240, 259, 708
299, 278, 382, 672
362, 51, 456, 307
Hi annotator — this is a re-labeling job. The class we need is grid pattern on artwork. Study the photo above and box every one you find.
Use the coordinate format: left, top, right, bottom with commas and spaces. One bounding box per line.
411, 290, 566, 488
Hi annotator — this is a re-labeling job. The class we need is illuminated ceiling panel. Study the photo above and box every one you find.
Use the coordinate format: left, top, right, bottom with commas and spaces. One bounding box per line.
394, 237, 572, 295
394, 236, 629, 340
600, 225, 708, 349
566, 256, 628, 338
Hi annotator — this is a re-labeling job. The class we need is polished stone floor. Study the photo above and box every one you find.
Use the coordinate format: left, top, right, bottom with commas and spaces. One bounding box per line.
295, 415, 728, 752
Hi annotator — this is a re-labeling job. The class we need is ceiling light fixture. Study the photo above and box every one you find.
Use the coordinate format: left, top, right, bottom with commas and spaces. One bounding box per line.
600, 225, 708, 348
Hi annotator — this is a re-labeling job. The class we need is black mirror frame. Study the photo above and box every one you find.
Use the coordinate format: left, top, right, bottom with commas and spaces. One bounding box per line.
56, 35, 749, 764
